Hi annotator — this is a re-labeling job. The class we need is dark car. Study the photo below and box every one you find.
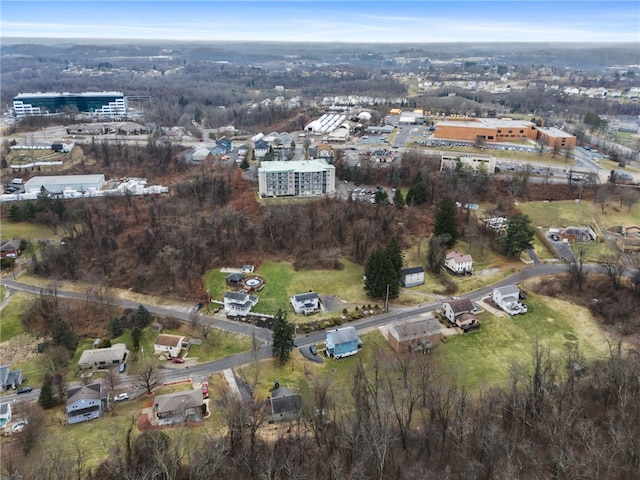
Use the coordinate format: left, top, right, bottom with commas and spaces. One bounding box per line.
193, 302, 204, 312
309, 345, 318, 356
16, 386, 32, 394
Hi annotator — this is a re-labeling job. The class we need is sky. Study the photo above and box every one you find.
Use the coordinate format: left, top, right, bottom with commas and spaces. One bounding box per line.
1, 1, 639, 43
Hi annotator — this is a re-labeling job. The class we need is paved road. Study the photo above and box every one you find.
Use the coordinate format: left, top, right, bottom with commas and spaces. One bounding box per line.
0, 262, 575, 403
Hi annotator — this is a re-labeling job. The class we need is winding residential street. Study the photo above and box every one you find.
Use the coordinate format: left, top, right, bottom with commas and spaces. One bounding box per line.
0, 262, 574, 402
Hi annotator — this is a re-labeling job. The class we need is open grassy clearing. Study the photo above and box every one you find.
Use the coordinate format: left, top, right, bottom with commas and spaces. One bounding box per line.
0, 221, 59, 240
0, 291, 29, 342
434, 292, 610, 392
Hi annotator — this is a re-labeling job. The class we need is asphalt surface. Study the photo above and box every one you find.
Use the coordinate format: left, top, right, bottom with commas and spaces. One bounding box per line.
0, 262, 582, 404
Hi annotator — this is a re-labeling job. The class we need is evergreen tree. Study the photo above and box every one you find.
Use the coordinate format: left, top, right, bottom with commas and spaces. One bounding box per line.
108, 316, 124, 338
38, 374, 57, 409
23, 201, 36, 221
405, 172, 428, 206
386, 237, 404, 283
51, 320, 78, 352
374, 190, 389, 204
364, 246, 399, 299
393, 188, 405, 208
272, 309, 296, 366
427, 234, 450, 274
498, 214, 536, 259
7, 204, 22, 222
134, 305, 152, 329
433, 196, 458, 248
240, 156, 250, 170
132, 326, 142, 351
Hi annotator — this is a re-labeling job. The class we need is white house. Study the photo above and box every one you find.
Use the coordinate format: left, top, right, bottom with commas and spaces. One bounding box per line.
254, 139, 269, 159
290, 292, 321, 315
444, 251, 474, 275
223, 291, 259, 317
78, 343, 129, 369
400, 267, 425, 287
442, 298, 480, 331
0, 403, 12, 430
493, 285, 527, 315
153, 334, 186, 358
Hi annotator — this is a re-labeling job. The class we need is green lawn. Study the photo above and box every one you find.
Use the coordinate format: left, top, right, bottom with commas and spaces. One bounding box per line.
0, 221, 59, 241
205, 260, 369, 316
434, 292, 609, 392
187, 331, 252, 362
0, 291, 30, 342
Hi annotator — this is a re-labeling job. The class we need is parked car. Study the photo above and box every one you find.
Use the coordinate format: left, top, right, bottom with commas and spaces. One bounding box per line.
11, 420, 28, 433
114, 393, 129, 402
118, 362, 127, 373
16, 386, 32, 394
202, 382, 209, 398
309, 345, 317, 356
172, 357, 185, 364
193, 302, 204, 312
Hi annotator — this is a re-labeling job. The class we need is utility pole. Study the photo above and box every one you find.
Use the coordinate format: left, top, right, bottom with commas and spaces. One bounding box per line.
385, 284, 390, 312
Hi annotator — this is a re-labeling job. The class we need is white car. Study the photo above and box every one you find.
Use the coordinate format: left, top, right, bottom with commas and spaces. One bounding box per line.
11, 419, 28, 433
114, 393, 129, 402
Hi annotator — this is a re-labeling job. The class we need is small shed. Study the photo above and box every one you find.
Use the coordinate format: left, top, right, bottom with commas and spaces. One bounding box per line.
400, 267, 425, 287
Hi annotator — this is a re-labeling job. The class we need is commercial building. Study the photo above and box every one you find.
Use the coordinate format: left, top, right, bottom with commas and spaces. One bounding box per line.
441, 153, 496, 174
536, 126, 577, 149
258, 159, 336, 198
434, 118, 538, 143
24, 174, 106, 195
433, 117, 575, 149
13, 91, 126, 118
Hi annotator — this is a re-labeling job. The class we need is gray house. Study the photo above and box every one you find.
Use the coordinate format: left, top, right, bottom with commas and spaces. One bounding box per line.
267, 383, 301, 423
223, 291, 259, 317
153, 389, 203, 425
0, 365, 24, 390
66, 383, 103, 425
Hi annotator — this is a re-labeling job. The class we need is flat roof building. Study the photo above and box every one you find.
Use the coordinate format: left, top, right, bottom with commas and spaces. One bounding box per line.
24, 174, 106, 194
13, 91, 126, 118
434, 118, 538, 143
258, 159, 335, 198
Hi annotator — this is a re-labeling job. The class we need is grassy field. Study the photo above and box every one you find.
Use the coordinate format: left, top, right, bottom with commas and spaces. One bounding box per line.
205, 260, 369, 316
0, 221, 59, 241
0, 291, 29, 342
434, 292, 610, 391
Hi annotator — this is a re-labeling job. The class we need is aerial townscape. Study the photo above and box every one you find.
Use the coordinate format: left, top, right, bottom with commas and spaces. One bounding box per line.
0, 1, 639, 478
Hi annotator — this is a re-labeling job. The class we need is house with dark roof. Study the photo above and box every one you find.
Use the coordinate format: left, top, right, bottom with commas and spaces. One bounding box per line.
223, 291, 259, 317
559, 226, 596, 243
442, 298, 480, 332
0, 365, 24, 390
0, 239, 22, 259
66, 383, 103, 425
254, 139, 270, 159
153, 389, 204, 425
225, 272, 244, 285
387, 318, 442, 353
267, 384, 301, 423
325, 327, 361, 359
290, 292, 321, 315
400, 266, 425, 287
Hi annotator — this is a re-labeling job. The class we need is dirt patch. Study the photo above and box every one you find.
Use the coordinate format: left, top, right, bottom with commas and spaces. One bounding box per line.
0, 333, 43, 365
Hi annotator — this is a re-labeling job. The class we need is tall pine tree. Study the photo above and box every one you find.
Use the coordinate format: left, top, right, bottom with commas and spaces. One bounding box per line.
405, 172, 428, 206
364, 246, 400, 299
433, 196, 458, 248
272, 309, 296, 366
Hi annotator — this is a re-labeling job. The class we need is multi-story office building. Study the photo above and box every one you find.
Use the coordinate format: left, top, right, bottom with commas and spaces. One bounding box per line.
258, 159, 336, 197
12, 91, 127, 117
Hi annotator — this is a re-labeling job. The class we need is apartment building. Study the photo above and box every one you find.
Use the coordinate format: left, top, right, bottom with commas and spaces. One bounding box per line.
258, 159, 336, 198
